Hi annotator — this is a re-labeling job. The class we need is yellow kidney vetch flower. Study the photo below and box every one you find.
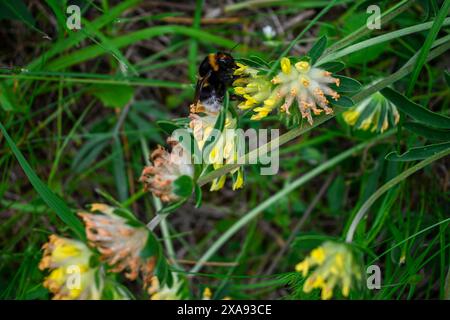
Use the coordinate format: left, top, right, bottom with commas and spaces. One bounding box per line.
295, 241, 362, 300
189, 112, 244, 191
233, 63, 274, 120
342, 90, 400, 133
234, 58, 341, 124
39, 235, 103, 300
148, 276, 182, 300
78, 203, 156, 289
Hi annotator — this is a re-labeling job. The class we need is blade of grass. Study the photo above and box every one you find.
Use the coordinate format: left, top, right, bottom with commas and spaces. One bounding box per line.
188, 0, 203, 82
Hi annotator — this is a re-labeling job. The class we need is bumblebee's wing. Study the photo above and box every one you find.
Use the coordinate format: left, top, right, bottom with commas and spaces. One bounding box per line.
193, 70, 211, 104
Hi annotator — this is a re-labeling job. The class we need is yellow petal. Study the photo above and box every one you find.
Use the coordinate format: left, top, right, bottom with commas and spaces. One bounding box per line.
232, 170, 244, 190
295, 61, 310, 73
311, 247, 326, 264
280, 57, 291, 74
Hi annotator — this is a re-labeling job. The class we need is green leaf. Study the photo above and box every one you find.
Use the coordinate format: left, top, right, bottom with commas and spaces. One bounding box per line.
385, 142, 450, 161
155, 254, 169, 285
315, 61, 345, 73
194, 184, 202, 208
332, 96, 354, 108
332, 76, 362, 92
158, 198, 188, 214
157, 120, 181, 135
0, 122, 85, 239
112, 137, 128, 201
404, 122, 450, 141
381, 87, 450, 129
248, 55, 271, 68
172, 175, 194, 198
45, 0, 66, 35
308, 35, 327, 64
90, 84, 134, 108
236, 57, 268, 69
140, 232, 160, 259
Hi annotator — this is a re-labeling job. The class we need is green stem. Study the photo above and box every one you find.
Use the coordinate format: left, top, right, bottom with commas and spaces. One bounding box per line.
140, 136, 182, 272
190, 130, 395, 273
345, 147, 450, 243
0, 74, 187, 89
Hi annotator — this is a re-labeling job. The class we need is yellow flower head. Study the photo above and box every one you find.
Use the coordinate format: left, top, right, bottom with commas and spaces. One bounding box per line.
233, 58, 341, 124
189, 112, 244, 191
78, 204, 156, 289
202, 287, 212, 300
140, 136, 194, 202
148, 276, 182, 300
232, 62, 277, 120
342, 90, 400, 133
295, 241, 362, 300
39, 235, 103, 300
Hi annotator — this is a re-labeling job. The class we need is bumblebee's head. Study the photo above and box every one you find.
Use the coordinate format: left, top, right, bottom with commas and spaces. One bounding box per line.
215, 52, 236, 70
199, 52, 237, 78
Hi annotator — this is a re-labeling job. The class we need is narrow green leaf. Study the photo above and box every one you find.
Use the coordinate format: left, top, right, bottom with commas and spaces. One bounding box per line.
308, 35, 327, 64
195, 184, 202, 208
237, 57, 270, 69
315, 61, 345, 72
385, 142, 450, 161
333, 96, 354, 108
157, 120, 181, 135
381, 87, 450, 129
0, 122, 85, 239
112, 137, 129, 201
249, 55, 271, 68
404, 122, 450, 141
333, 76, 362, 92
140, 232, 159, 259
158, 198, 188, 214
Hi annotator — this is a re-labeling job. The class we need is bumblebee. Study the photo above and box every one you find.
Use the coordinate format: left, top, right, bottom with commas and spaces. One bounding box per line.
190, 52, 237, 114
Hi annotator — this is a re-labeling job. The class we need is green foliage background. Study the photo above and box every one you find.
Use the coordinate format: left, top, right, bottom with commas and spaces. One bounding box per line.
0, 0, 449, 300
